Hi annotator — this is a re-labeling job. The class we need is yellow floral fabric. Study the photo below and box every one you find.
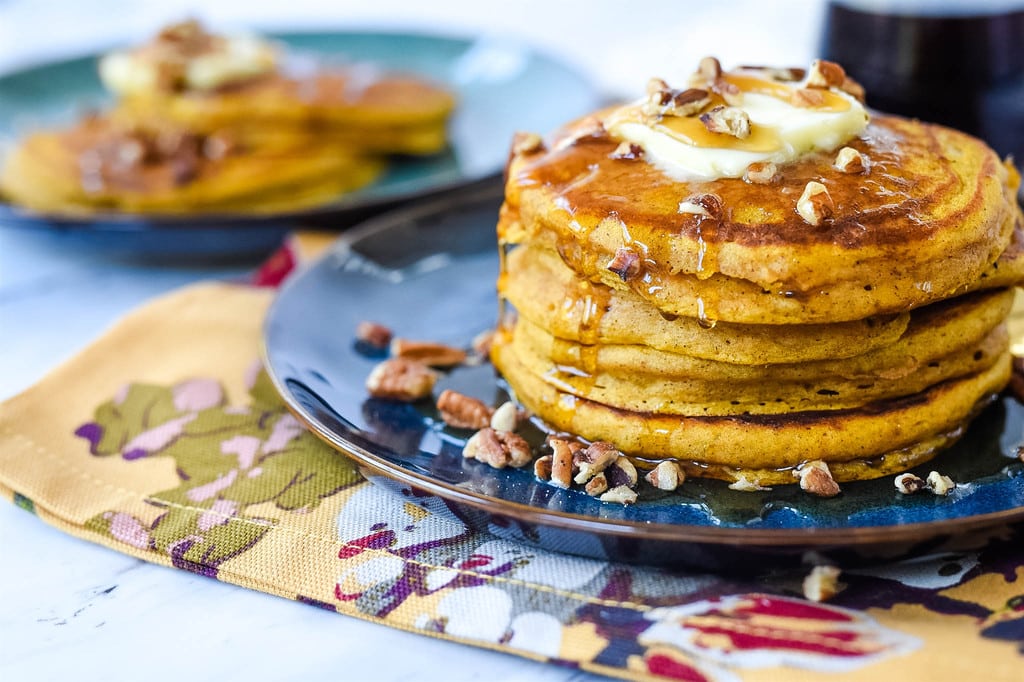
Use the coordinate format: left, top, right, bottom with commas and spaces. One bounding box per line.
1, 281, 1022, 682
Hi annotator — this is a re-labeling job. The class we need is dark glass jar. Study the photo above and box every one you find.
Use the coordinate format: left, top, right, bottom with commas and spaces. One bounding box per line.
821, 1, 1024, 170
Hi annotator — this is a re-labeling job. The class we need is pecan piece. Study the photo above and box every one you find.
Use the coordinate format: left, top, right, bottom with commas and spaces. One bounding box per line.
839, 76, 866, 102
645, 461, 684, 491
739, 65, 805, 82
471, 329, 495, 358
790, 88, 826, 108
606, 247, 642, 281
610, 141, 644, 160
533, 454, 553, 481
549, 437, 576, 489
489, 401, 519, 432
573, 441, 620, 485
644, 87, 711, 118
585, 472, 609, 497
355, 320, 393, 349
436, 389, 492, 429
678, 193, 723, 218
605, 456, 638, 489
895, 473, 927, 494
697, 56, 722, 82
390, 338, 467, 368
599, 485, 638, 505
463, 427, 531, 469
511, 131, 545, 156
728, 475, 770, 492
834, 147, 867, 174
366, 358, 437, 401
700, 105, 751, 139
797, 181, 834, 227
926, 471, 955, 496
795, 460, 841, 497
806, 59, 846, 89
745, 161, 777, 184
803, 565, 842, 602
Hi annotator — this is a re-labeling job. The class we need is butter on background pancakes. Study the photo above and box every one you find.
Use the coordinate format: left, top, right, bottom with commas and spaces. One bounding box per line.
492, 57, 1024, 487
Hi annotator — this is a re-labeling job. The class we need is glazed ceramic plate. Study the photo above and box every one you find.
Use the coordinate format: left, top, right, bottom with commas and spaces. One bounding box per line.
263, 188, 1024, 569
0, 31, 601, 259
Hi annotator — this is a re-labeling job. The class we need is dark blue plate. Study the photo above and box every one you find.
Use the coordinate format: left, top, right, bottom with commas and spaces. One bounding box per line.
263, 188, 1024, 569
0, 31, 601, 260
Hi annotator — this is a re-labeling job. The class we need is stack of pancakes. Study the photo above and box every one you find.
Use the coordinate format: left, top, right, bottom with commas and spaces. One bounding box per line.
492, 71, 1024, 486
1, 21, 454, 215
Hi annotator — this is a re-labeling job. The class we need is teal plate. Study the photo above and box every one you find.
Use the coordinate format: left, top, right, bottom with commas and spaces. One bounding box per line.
263, 188, 1024, 570
0, 31, 601, 259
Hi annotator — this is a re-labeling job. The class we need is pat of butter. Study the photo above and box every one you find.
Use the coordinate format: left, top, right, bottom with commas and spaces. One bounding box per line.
605, 78, 869, 181
99, 35, 277, 95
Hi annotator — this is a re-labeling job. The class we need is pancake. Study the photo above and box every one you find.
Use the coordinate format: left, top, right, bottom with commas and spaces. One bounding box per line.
503, 243, 915, 364
1, 115, 383, 214
114, 71, 455, 156
502, 115, 1023, 324
493, 334, 1010, 484
509, 315, 1007, 414
489, 58, 1024, 490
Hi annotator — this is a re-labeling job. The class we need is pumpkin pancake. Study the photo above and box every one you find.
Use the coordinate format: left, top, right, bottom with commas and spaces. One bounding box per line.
489, 58, 1024, 490
502, 114, 1022, 324
492, 334, 1010, 484
1, 114, 382, 214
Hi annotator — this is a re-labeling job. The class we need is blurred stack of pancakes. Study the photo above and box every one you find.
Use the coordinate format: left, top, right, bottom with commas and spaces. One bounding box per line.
1, 20, 455, 215
492, 59, 1024, 487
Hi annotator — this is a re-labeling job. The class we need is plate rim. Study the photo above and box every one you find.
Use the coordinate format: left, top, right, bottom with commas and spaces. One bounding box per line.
0, 28, 599, 228
261, 189, 1024, 549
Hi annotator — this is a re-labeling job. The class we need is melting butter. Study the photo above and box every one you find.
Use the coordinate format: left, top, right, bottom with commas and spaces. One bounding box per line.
100, 34, 278, 95
605, 71, 869, 181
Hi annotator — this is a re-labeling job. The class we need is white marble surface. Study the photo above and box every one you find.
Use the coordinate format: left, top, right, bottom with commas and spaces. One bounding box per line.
0, 2, 823, 680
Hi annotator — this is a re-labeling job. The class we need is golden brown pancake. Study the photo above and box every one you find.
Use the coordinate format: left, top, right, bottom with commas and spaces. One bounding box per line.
491, 60, 1024, 488
493, 333, 1010, 484
0, 114, 382, 214
114, 70, 456, 156
502, 115, 1022, 324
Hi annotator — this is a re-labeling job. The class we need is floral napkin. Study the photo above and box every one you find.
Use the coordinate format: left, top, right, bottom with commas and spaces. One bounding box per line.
1, 239, 1023, 682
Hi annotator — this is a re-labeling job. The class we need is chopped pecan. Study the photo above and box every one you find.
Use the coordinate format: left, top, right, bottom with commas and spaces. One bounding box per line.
839, 76, 866, 102
644, 87, 711, 118
728, 475, 770, 492
926, 471, 955, 496
697, 56, 722, 82
365, 358, 437, 401
533, 454, 553, 480
802, 565, 842, 602
606, 456, 638, 488
740, 65, 805, 82
895, 473, 927, 494
549, 437, 576, 489
610, 141, 644, 160
834, 147, 867, 174
585, 472, 609, 497
646, 77, 670, 96
713, 77, 743, 106
202, 133, 235, 161
645, 461, 684, 491
170, 155, 200, 186
806, 59, 847, 89
745, 161, 777, 184
700, 105, 751, 139
390, 338, 467, 367
463, 427, 531, 469
790, 87, 827, 108
573, 441, 620, 485
436, 389, 492, 429
355, 320, 393, 348
606, 247, 642, 281
599, 485, 638, 505
678, 193, 723, 219
489, 401, 519, 432
511, 131, 545, 156
797, 181, 834, 227
795, 460, 841, 497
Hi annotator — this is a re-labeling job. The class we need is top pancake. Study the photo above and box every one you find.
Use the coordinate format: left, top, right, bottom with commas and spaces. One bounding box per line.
503, 114, 1022, 323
